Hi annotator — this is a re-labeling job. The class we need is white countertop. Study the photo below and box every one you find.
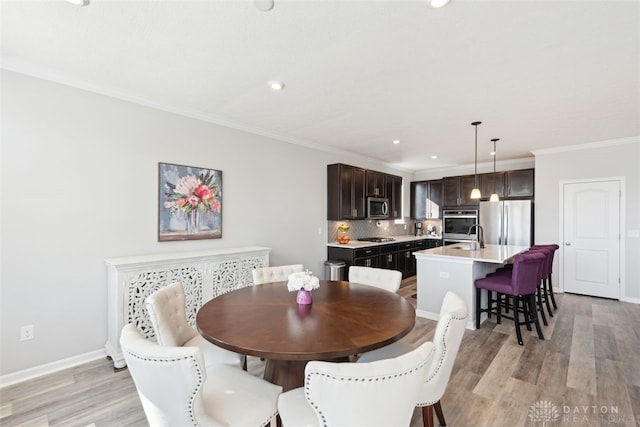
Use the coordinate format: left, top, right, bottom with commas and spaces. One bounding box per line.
414, 244, 528, 264
327, 235, 442, 248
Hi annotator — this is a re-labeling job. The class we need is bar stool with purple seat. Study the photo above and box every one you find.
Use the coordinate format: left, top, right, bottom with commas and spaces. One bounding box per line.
531, 244, 559, 310
527, 246, 554, 320
474, 251, 546, 346
483, 245, 553, 326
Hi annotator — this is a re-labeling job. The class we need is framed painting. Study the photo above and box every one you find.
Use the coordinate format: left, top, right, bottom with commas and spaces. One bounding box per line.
158, 162, 222, 241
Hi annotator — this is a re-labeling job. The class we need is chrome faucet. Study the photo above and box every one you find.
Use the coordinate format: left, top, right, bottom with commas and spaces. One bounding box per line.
467, 224, 485, 248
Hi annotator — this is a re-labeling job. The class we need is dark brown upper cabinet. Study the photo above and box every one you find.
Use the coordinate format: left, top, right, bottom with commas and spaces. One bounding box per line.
410, 180, 443, 219
385, 174, 403, 219
327, 163, 366, 220
366, 170, 386, 197
506, 169, 534, 198
443, 175, 479, 207
328, 164, 402, 220
480, 172, 506, 199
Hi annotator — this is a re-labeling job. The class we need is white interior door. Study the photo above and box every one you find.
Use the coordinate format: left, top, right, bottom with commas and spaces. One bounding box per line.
562, 180, 620, 299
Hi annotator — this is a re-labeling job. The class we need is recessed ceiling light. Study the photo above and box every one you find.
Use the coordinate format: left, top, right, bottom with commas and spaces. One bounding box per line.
429, 0, 450, 8
268, 81, 285, 91
431, 155, 438, 159
253, 0, 275, 12
393, 140, 400, 145
66, 0, 89, 6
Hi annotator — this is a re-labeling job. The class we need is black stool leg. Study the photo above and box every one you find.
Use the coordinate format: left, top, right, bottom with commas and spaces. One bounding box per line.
542, 278, 553, 317
528, 294, 545, 340
496, 293, 502, 324
521, 297, 532, 331
548, 275, 558, 309
536, 285, 548, 326
514, 296, 523, 346
475, 287, 482, 329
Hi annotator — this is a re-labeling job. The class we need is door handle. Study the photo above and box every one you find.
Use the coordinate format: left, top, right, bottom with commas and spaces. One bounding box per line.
565, 242, 572, 246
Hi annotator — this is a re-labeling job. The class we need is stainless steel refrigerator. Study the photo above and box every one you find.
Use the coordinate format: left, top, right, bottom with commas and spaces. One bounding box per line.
479, 200, 533, 246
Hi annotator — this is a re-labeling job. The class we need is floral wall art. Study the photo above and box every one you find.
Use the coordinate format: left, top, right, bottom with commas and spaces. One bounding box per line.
158, 162, 222, 241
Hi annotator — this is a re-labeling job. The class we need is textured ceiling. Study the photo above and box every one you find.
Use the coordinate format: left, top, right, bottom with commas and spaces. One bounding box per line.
2, 0, 639, 172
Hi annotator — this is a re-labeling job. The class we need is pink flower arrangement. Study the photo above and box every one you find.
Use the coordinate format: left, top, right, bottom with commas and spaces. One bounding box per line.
164, 170, 220, 215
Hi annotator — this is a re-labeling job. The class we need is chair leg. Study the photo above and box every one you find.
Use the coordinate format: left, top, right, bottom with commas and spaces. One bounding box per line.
514, 296, 523, 346
528, 294, 545, 340
536, 285, 548, 326
521, 297, 532, 331
422, 405, 435, 427
475, 287, 482, 329
548, 275, 558, 309
496, 293, 502, 324
542, 278, 554, 317
434, 401, 446, 426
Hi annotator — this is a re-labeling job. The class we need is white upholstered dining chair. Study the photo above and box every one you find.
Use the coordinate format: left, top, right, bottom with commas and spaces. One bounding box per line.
145, 282, 244, 369
357, 291, 468, 427
277, 340, 435, 427
252, 264, 304, 285
348, 265, 403, 293
120, 323, 282, 427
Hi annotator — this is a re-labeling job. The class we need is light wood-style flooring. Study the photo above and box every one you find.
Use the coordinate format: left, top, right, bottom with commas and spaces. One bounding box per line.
2, 279, 639, 427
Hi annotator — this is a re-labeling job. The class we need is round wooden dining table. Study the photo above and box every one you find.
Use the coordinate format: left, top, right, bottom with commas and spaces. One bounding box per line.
196, 280, 415, 391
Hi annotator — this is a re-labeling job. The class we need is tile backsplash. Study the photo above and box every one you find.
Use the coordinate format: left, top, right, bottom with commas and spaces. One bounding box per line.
328, 219, 441, 242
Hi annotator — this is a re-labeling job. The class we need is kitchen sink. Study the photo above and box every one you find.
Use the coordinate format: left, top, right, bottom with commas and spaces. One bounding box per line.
452, 244, 480, 251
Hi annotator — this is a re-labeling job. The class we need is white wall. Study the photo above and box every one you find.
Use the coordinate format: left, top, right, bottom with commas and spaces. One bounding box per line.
534, 139, 640, 300
0, 70, 413, 377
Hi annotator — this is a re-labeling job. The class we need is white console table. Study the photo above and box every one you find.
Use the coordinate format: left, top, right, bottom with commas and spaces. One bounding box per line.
105, 246, 271, 368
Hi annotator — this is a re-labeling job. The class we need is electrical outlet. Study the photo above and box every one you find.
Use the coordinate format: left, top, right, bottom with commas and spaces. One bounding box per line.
20, 325, 34, 341
439, 271, 450, 279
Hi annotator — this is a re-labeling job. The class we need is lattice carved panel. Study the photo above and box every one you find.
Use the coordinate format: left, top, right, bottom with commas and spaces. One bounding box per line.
208, 255, 267, 298
128, 267, 202, 340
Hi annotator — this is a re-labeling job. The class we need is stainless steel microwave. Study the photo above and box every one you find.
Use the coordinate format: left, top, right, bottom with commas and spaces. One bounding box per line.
367, 197, 390, 219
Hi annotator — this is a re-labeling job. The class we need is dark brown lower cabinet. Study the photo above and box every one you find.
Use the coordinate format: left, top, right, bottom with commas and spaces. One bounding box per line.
327, 239, 442, 279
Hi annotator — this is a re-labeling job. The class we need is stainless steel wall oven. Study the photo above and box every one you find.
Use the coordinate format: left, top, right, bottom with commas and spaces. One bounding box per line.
443, 209, 479, 242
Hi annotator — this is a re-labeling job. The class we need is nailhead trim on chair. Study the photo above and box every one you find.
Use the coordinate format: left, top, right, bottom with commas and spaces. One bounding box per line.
124, 350, 203, 427
415, 311, 467, 407
304, 359, 431, 427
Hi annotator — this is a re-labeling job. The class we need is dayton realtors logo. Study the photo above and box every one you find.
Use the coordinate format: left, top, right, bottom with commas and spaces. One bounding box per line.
529, 400, 635, 424
529, 400, 560, 425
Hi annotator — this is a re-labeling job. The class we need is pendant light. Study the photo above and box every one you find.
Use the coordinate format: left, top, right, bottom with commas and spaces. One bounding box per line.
489, 138, 500, 202
470, 121, 482, 200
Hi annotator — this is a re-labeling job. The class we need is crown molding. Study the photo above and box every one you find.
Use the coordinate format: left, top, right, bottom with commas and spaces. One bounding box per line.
531, 136, 640, 156
1, 63, 408, 173
412, 157, 535, 181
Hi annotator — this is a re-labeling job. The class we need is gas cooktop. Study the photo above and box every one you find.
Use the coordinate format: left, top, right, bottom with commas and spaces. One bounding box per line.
357, 237, 395, 243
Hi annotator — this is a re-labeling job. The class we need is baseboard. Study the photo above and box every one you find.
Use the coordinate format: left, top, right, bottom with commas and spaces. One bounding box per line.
622, 296, 640, 305
415, 308, 438, 321
417, 308, 483, 330
0, 349, 107, 388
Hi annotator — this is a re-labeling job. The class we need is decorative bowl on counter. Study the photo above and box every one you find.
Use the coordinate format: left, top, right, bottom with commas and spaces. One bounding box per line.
337, 223, 350, 244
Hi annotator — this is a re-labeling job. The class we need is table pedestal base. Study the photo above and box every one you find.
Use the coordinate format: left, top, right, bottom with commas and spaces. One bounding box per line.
264, 357, 352, 392
264, 359, 308, 392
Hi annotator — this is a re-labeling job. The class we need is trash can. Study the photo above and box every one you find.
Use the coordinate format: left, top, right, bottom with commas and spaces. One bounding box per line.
324, 260, 346, 281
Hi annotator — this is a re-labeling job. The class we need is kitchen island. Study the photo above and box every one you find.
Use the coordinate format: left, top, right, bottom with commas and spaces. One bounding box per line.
414, 244, 528, 329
